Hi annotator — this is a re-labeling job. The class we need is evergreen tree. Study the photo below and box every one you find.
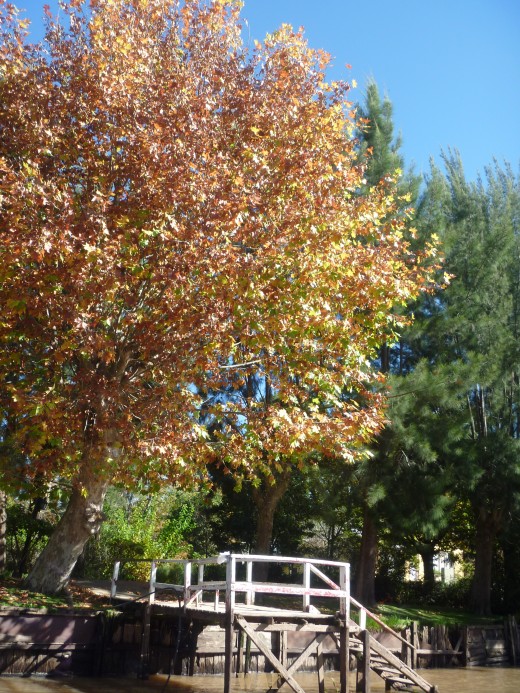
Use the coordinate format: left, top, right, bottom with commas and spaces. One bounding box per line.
353, 82, 422, 605
357, 80, 421, 203
398, 155, 520, 614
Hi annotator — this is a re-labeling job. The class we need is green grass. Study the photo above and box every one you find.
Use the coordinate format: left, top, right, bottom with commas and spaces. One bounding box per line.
370, 603, 499, 630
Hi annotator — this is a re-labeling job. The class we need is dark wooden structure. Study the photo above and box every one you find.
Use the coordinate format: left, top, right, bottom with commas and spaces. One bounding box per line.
110, 553, 439, 693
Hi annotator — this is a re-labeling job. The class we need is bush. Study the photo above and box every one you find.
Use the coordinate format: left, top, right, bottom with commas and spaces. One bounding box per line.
395, 576, 473, 610
79, 487, 199, 581
6, 502, 55, 577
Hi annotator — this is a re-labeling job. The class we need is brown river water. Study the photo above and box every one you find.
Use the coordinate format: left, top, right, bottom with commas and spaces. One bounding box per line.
0, 669, 519, 693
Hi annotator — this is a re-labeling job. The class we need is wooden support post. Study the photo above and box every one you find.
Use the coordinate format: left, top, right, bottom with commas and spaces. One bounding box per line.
339, 563, 350, 693
432, 625, 438, 668
245, 631, 252, 674
139, 603, 152, 680
411, 621, 418, 670
339, 625, 349, 693
236, 628, 244, 676
280, 630, 288, 669
188, 622, 196, 676
356, 630, 370, 693
187, 621, 204, 677
224, 554, 236, 693
272, 629, 287, 675
274, 629, 289, 690
316, 639, 325, 693
506, 615, 517, 665
139, 560, 156, 679
462, 626, 469, 667
273, 630, 282, 686
401, 625, 411, 667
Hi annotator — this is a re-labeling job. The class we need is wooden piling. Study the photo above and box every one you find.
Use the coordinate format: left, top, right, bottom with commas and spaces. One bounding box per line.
223, 554, 236, 693
316, 639, 325, 693
411, 621, 418, 670
339, 563, 350, 693
357, 629, 371, 693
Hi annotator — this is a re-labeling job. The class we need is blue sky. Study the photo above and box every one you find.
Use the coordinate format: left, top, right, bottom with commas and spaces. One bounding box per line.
19, 0, 520, 181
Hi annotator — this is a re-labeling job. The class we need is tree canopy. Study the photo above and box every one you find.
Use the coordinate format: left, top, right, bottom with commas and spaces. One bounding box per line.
0, 0, 436, 592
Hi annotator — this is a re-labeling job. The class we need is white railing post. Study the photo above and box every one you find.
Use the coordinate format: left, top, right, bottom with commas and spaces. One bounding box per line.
359, 607, 367, 631
303, 561, 311, 611
184, 561, 192, 607
224, 554, 236, 693
246, 559, 254, 605
111, 561, 120, 600
339, 563, 349, 621
198, 563, 204, 605
225, 554, 236, 613
149, 560, 157, 605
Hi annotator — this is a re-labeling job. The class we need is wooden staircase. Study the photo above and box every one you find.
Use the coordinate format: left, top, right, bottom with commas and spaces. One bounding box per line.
350, 628, 438, 692
112, 553, 440, 693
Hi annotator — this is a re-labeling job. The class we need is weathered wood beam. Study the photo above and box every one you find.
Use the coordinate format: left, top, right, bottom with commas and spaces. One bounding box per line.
357, 629, 371, 693
276, 632, 329, 690
339, 623, 349, 693
235, 616, 307, 693
244, 622, 340, 633
316, 638, 325, 693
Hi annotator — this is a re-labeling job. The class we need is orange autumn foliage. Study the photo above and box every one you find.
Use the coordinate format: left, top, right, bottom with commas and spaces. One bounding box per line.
0, 0, 438, 491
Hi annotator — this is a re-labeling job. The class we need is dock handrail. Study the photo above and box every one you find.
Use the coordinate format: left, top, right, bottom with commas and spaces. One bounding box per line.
111, 552, 351, 616
349, 595, 416, 651
110, 553, 412, 652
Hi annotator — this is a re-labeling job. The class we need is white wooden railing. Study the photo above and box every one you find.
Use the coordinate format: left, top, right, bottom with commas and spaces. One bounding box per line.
111, 552, 350, 617
110, 552, 413, 654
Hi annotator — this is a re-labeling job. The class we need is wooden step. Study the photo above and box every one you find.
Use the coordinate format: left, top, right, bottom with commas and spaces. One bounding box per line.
384, 682, 413, 687
372, 665, 402, 674
351, 629, 438, 693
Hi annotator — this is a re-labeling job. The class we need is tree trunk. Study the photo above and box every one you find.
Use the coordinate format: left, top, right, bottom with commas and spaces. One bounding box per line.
0, 490, 6, 573
355, 506, 378, 607
252, 471, 292, 582
418, 543, 436, 593
471, 506, 502, 615
25, 462, 109, 594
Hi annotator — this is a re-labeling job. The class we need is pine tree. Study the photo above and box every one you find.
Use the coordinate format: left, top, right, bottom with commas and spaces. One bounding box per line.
399, 154, 520, 614
353, 82, 422, 605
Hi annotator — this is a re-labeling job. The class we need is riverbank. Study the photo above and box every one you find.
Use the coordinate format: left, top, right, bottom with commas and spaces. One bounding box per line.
1, 578, 518, 679
0, 606, 518, 677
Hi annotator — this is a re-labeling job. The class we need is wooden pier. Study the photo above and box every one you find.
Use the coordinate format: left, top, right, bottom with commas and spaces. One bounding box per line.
109, 553, 439, 693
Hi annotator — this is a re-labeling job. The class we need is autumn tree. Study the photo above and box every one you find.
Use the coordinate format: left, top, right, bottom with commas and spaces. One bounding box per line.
0, 0, 436, 594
